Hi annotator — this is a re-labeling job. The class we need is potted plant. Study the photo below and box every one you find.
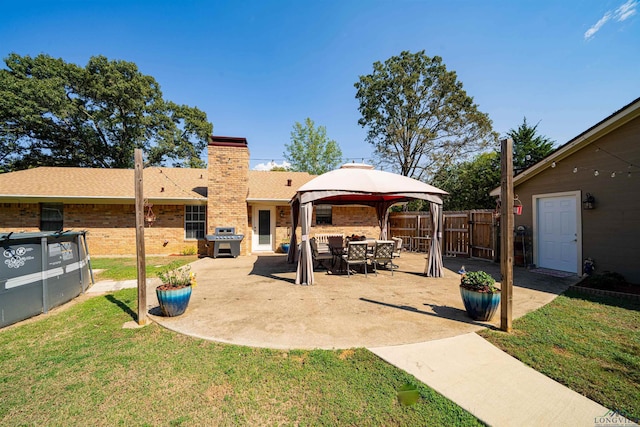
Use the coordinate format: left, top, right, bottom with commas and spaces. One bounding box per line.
280, 238, 291, 254
459, 270, 501, 321
156, 266, 196, 317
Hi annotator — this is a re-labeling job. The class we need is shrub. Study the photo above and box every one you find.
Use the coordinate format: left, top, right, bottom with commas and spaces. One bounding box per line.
583, 271, 627, 289
158, 266, 197, 289
460, 271, 499, 293
181, 246, 197, 256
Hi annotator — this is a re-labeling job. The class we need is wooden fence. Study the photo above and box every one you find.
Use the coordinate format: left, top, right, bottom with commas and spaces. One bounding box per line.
388, 210, 496, 260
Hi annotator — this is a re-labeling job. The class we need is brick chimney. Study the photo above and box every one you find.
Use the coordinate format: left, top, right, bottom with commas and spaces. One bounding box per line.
208, 136, 249, 255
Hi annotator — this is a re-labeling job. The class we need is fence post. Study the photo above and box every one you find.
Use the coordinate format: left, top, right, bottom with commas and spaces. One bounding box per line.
468, 211, 473, 258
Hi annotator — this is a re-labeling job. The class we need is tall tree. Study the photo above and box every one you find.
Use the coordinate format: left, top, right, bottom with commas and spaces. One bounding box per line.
403, 118, 556, 211
0, 53, 212, 171
508, 117, 555, 173
283, 118, 342, 175
430, 151, 501, 211
354, 50, 497, 180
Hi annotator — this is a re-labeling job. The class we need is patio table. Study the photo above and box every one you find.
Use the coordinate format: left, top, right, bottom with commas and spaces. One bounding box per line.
410, 236, 431, 252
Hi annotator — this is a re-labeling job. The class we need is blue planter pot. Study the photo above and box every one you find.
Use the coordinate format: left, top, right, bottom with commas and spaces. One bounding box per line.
460, 286, 501, 321
156, 285, 192, 317
280, 243, 290, 254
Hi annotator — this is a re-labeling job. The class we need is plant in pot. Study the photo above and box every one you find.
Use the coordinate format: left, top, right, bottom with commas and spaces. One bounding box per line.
156, 266, 196, 317
280, 238, 291, 254
459, 270, 501, 321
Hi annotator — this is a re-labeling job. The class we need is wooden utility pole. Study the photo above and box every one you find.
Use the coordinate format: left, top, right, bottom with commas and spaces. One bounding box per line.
500, 138, 514, 332
134, 149, 148, 325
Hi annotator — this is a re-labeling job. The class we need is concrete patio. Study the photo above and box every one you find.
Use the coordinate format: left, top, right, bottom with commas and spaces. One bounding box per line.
93, 252, 623, 426
144, 252, 579, 350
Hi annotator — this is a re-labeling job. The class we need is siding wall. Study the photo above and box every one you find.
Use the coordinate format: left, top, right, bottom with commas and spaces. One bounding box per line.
0, 203, 40, 230
514, 115, 640, 283
271, 204, 380, 250
0, 202, 204, 256
313, 205, 379, 238
2, 202, 380, 256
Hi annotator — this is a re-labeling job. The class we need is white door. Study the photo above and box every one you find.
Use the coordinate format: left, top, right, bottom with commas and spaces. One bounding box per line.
252, 206, 275, 252
536, 195, 578, 273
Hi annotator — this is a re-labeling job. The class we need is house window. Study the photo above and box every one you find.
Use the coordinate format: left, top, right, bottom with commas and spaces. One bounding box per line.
185, 205, 206, 239
41, 203, 63, 232
315, 205, 332, 225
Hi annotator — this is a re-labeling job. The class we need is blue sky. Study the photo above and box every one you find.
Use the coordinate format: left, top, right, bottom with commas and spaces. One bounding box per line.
2, 0, 639, 169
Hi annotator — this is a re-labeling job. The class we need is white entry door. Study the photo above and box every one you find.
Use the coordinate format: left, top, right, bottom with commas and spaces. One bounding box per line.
536, 194, 579, 273
252, 206, 274, 252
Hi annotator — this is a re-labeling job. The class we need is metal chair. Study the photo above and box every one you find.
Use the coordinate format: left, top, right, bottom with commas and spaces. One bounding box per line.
391, 237, 402, 269
368, 240, 396, 275
342, 241, 368, 277
327, 235, 345, 268
310, 238, 333, 270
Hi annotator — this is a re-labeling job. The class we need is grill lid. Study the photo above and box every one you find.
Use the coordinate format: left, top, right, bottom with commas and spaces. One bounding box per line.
214, 227, 235, 235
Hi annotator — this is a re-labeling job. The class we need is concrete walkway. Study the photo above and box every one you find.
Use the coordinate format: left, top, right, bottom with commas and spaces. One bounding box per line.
371, 333, 617, 427
86, 253, 633, 427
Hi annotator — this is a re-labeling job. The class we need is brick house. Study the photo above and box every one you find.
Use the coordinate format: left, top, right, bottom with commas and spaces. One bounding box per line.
0, 136, 380, 256
491, 97, 640, 283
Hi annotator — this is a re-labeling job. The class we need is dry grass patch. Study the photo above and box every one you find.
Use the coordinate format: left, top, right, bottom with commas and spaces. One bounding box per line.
338, 349, 356, 360
205, 382, 234, 402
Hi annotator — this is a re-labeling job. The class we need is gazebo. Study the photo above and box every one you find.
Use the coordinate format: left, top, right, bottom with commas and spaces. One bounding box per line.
288, 164, 448, 285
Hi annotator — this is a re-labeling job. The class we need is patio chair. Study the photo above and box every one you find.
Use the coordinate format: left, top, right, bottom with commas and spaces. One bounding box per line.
368, 240, 396, 276
391, 237, 402, 269
310, 237, 333, 270
327, 235, 345, 268
342, 240, 368, 277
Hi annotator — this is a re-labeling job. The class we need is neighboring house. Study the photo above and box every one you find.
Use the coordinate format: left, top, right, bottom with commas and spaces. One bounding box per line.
0, 136, 380, 256
491, 97, 640, 283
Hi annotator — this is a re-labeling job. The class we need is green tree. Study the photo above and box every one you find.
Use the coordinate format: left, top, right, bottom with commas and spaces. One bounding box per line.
354, 50, 497, 180
508, 117, 555, 173
402, 118, 556, 211
0, 53, 212, 171
430, 151, 500, 211
283, 118, 342, 175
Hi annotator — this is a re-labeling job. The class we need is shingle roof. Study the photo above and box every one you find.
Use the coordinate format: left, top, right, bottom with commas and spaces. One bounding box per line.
0, 167, 315, 203
247, 171, 315, 202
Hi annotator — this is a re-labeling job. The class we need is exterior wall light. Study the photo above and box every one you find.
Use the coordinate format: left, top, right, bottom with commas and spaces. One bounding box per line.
583, 193, 595, 210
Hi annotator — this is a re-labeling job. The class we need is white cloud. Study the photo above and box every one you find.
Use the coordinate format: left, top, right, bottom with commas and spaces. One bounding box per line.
584, 0, 638, 40
253, 160, 291, 171
585, 12, 612, 40
615, 0, 638, 21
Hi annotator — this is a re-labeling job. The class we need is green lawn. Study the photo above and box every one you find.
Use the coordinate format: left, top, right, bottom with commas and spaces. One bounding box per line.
5, 257, 638, 425
480, 289, 640, 421
0, 288, 481, 426
90, 255, 198, 281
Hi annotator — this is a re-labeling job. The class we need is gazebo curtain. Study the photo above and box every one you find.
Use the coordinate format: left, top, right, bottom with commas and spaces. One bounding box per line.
287, 203, 300, 264
425, 202, 444, 277
294, 202, 314, 285
375, 203, 390, 240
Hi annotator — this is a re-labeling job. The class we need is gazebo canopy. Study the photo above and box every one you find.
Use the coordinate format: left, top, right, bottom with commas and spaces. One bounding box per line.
295, 163, 447, 205
288, 164, 448, 285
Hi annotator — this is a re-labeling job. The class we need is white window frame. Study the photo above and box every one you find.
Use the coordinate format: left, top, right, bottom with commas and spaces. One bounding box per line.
184, 205, 206, 240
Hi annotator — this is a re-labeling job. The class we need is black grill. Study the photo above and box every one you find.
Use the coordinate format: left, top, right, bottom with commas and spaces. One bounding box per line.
206, 227, 244, 258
